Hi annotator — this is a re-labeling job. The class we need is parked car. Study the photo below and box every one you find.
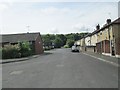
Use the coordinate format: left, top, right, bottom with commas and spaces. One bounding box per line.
71, 45, 79, 52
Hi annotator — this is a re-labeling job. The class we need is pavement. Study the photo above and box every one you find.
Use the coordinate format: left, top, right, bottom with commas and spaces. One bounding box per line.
82, 51, 119, 67
0, 52, 52, 64
0, 55, 40, 64
2, 48, 118, 88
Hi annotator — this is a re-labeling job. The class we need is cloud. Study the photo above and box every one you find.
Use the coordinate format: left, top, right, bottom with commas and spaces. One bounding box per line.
0, 3, 9, 12
40, 7, 58, 15
49, 27, 59, 34
0, 0, 119, 2
72, 23, 94, 32
1, 2, 118, 34
39, 7, 71, 15
72, 3, 117, 33
0, 3, 11, 34
0, 2, 13, 15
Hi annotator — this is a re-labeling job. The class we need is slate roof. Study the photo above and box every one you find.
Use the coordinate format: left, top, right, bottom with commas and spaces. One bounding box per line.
83, 17, 120, 38
98, 17, 120, 31
0, 32, 40, 43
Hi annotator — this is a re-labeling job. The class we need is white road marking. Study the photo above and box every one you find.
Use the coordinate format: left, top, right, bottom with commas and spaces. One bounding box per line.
10, 70, 23, 75
83, 53, 119, 67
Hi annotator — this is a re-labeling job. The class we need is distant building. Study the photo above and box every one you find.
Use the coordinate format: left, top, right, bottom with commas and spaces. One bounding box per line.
0, 32, 44, 55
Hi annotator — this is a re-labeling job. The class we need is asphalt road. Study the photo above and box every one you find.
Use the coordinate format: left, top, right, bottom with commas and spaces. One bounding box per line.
2, 48, 118, 88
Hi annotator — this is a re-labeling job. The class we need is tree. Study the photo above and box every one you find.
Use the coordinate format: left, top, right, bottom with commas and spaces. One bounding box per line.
42, 34, 52, 47
56, 34, 67, 46
66, 39, 75, 48
41, 33, 90, 49
65, 34, 74, 40
53, 37, 63, 48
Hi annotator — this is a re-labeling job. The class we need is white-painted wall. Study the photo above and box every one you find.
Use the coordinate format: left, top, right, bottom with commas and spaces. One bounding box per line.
85, 36, 90, 46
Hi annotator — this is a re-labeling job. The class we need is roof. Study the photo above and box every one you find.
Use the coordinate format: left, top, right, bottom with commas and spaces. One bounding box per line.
96, 17, 120, 33
78, 17, 120, 40
85, 17, 120, 37
100, 17, 120, 31
84, 33, 92, 38
0, 32, 40, 43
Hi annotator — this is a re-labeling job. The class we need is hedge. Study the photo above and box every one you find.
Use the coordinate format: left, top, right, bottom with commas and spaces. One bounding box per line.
2, 44, 21, 59
2, 41, 32, 59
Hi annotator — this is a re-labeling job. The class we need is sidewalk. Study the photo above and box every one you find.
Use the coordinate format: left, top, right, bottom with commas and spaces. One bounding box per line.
0, 52, 53, 64
82, 51, 119, 67
0, 55, 40, 64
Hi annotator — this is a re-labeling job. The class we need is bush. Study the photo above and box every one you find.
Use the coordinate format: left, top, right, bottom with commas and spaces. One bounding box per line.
2, 44, 21, 59
1, 41, 32, 59
19, 42, 32, 57
64, 45, 69, 48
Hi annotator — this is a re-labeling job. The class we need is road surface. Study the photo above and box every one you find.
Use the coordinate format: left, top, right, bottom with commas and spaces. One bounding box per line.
2, 48, 118, 88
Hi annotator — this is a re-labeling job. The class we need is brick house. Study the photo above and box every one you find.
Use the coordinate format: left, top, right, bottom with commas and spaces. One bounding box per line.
0, 32, 44, 55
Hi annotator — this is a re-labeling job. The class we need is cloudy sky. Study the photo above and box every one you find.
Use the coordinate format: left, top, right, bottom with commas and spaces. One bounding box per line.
0, 0, 119, 34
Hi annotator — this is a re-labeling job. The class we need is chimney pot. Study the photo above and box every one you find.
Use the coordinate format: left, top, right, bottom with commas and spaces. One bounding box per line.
96, 24, 100, 30
107, 19, 111, 24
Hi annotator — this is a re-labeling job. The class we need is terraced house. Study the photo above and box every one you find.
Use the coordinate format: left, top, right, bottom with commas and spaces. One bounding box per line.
78, 17, 120, 58
78, 24, 100, 53
96, 18, 120, 57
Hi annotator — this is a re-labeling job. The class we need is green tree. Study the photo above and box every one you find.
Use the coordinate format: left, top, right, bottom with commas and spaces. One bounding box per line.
66, 39, 75, 48
41, 33, 90, 50
56, 34, 67, 46
53, 37, 63, 48
42, 34, 52, 47
65, 34, 74, 40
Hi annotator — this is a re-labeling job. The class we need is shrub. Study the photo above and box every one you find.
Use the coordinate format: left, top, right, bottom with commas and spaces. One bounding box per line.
1, 41, 33, 59
64, 45, 69, 48
19, 42, 32, 57
2, 44, 21, 59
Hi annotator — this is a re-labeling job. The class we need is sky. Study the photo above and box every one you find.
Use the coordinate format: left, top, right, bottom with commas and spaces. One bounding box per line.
0, 0, 119, 34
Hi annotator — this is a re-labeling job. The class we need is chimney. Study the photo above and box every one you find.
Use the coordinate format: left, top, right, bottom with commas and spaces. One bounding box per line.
106, 19, 111, 24
96, 24, 100, 30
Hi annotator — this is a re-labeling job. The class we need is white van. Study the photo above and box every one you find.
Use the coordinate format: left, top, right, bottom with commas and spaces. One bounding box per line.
71, 45, 79, 52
